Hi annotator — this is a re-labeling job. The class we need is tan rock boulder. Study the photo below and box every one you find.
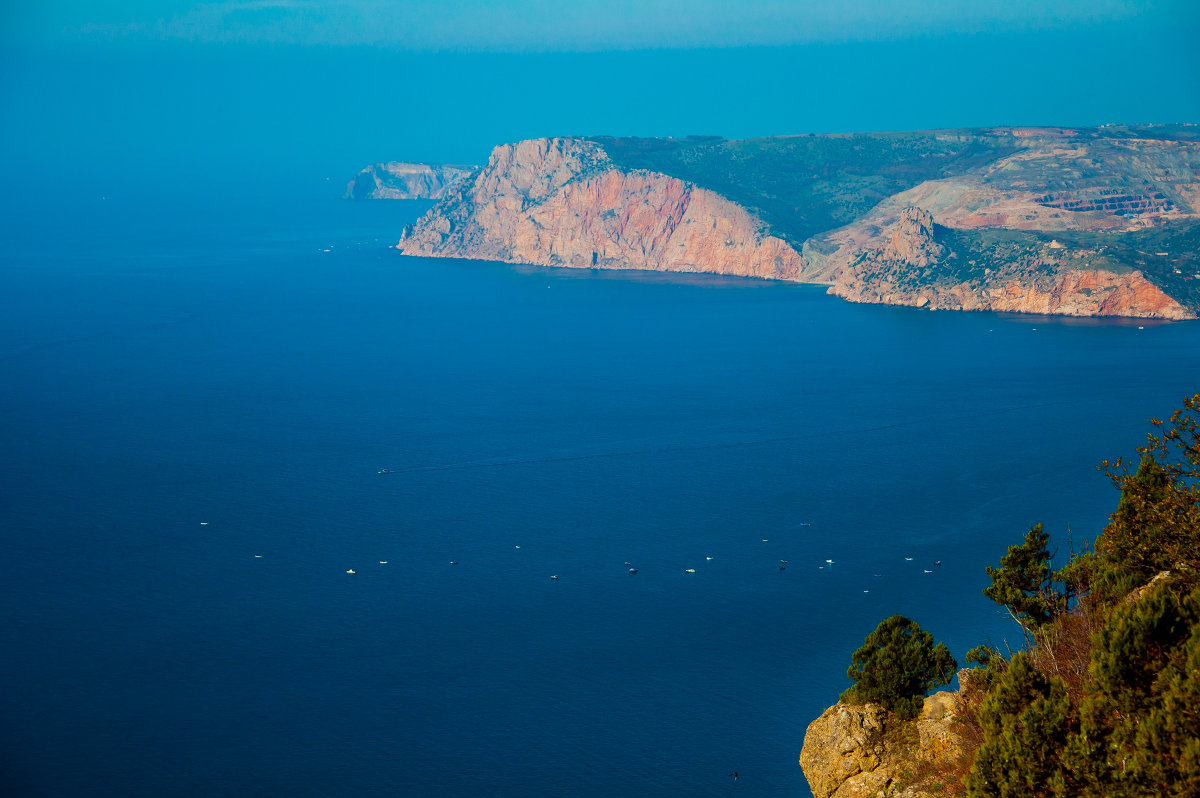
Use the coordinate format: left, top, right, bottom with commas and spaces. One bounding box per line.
800, 691, 971, 798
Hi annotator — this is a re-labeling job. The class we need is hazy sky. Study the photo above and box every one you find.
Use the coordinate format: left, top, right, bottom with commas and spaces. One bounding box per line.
2, 1, 1198, 193
9, 0, 1189, 51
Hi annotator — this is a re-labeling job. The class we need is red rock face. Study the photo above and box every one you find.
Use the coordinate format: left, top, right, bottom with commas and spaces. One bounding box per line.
399, 138, 804, 281
824, 205, 1195, 320
879, 208, 945, 267
831, 268, 1192, 320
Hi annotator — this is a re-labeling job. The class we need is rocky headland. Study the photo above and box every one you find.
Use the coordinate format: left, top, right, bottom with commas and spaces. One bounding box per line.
826, 208, 1191, 319
397, 138, 803, 280
385, 126, 1200, 319
346, 162, 477, 200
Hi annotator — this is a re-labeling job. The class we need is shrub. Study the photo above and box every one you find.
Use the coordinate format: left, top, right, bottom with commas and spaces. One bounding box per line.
966, 653, 1073, 798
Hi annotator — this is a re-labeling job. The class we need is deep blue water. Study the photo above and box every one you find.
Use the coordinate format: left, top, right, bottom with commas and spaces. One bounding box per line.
3, 187, 1199, 797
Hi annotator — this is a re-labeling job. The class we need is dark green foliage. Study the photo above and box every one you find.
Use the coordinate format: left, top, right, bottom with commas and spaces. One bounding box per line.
1066, 584, 1200, 796
1090, 582, 1196, 714
1099, 400, 1200, 587
966, 653, 1073, 798
842, 615, 957, 720
869, 398, 1200, 796
1098, 455, 1176, 586
1051, 548, 1095, 605
983, 524, 1064, 631
963, 645, 1005, 690
1131, 624, 1200, 796
964, 645, 1001, 668
590, 132, 1018, 246
963, 397, 1200, 797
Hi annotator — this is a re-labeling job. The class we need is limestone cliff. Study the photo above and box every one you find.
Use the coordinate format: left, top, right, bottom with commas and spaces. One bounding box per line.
397, 138, 805, 281
800, 690, 974, 798
346, 162, 477, 200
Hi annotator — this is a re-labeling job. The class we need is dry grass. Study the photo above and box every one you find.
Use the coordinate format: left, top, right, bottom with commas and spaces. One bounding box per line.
1029, 599, 1101, 705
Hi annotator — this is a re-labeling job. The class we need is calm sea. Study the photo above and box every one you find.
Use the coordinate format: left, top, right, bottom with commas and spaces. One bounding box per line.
3, 186, 1198, 797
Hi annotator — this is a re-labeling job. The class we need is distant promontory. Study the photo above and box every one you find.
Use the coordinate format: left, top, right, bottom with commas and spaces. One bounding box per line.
345, 162, 477, 200
372, 126, 1200, 319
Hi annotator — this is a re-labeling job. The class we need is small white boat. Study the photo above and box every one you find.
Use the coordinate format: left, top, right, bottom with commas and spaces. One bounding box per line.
685, 568, 696, 573
346, 569, 356, 574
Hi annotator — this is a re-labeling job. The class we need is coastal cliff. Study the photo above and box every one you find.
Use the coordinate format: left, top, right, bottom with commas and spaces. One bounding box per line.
346, 162, 477, 200
827, 208, 1193, 319
387, 128, 1200, 319
397, 138, 804, 280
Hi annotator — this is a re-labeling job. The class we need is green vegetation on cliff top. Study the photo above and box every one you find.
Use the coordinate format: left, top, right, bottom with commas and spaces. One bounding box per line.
935, 221, 1200, 311
590, 126, 1200, 251
590, 130, 1018, 246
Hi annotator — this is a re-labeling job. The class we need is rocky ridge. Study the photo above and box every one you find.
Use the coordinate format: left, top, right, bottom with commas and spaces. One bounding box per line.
346, 162, 477, 200
799, 688, 974, 798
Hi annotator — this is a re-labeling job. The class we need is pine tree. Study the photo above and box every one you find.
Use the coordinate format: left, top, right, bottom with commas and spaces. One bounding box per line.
1099, 393, 1200, 589
1129, 624, 1200, 796
983, 523, 1063, 631
842, 615, 957, 720
966, 653, 1073, 798
1066, 583, 1200, 796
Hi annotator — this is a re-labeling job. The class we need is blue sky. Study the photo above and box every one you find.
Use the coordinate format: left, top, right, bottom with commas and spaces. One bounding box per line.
8, 0, 1190, 50
2, 2, 1198, 193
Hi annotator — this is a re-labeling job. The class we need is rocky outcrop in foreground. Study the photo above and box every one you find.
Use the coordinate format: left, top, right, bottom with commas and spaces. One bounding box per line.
800, 690, 973, 798
397, 138, 804, 281
346, 162, 477, 200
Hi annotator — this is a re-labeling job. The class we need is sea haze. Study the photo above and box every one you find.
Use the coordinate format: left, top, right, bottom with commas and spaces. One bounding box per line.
2, 189, 1199, 797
